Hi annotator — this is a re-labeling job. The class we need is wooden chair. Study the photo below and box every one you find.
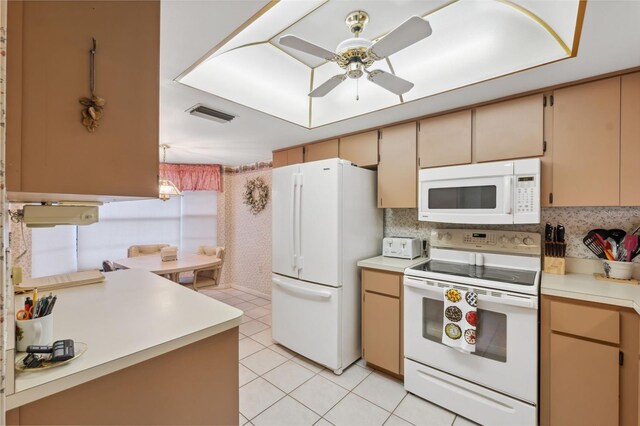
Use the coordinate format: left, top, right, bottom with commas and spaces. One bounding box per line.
179, 246, 225, 291
127, 244, 170, 258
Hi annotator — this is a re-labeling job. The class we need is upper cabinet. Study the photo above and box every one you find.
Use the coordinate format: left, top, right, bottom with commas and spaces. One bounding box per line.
378, 123, 417, 208
552, 77, 621, 207
7, 1, 160, 200
621, 73, 640, 206
339, 131, 378, 168
272, 147, 303, 168
418, 110, 471, 168
304, 139, 338, 163
474, 94, 544, 163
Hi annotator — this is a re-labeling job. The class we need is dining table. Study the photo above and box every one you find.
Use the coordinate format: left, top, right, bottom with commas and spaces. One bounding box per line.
113, 252, 222, 283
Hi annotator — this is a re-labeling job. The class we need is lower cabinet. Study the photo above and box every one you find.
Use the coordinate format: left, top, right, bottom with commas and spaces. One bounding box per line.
361, 268, 403, 376
540, 295, 639, 426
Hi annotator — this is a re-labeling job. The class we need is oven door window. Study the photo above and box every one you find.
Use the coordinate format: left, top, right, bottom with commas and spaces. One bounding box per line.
428, 185, 497, 209
422, 298, 507, 362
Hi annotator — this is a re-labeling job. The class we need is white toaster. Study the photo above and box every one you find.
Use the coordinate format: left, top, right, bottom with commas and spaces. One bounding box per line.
382, 237, 422, 259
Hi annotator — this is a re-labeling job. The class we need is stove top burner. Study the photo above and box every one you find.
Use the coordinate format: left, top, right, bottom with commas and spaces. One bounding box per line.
411, 260, 538, 286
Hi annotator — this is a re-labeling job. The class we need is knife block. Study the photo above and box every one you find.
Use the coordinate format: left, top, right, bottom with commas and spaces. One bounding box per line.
544, 257, 566, 275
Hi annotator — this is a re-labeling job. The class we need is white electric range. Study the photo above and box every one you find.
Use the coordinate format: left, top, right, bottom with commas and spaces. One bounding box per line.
403, 229, 541, 426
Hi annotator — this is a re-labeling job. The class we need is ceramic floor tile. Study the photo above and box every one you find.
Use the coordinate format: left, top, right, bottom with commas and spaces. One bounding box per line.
325, 393, 390, 426
353, 371, 407, 412
251, 329, 275, 347
320, 364, 372, 390
252, 396, 320, 426
263, 360, 315, 393
251, 298, 271, 307
452, 416, 479, 426
239, 377, 285, 420
264, 303, 272, 310
223, 289, 246, 296
314, 419, 334, 426
207, 292, 234, 301
290, 375, 349, 416
235, 301, 260, 312
384, 414, 413, 426
246, 306, 271, 319
240, 413, 249, 426
239, 332, 246, 340
239, 338, 265, 360
240, 363, 259, 387
241, 348, 288, 376
240, 320, 270, 336
257, 314, 272, 325
355, 358, 368, 368
268, 344, 296, 359
237, 293, 260, 301
393, 394, 456, 426
222, 296, 244, 306
291, 355, 325, 373
241, 315, 252, 324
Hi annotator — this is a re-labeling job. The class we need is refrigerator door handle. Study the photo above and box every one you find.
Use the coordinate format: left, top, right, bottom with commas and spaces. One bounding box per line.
272, 277, 332, 299
295, 173, 303, 272
291, 173, 298, 269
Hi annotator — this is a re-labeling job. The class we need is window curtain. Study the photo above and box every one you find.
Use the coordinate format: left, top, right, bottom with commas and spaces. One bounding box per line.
160, 164, 223, 192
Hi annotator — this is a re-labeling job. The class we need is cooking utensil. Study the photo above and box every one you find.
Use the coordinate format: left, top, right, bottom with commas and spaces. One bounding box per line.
624, 234, 639, 262
583, 231, 607, 259
545, 223, 553, 242
609, 229, 626, 246
557, 224, 565, 243
595, 233, 615, 260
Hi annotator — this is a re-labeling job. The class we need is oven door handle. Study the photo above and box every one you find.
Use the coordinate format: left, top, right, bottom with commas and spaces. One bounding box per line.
404, 279, 538, 309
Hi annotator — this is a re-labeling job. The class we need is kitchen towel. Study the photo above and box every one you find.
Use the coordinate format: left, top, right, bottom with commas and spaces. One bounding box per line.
442, 288, 477, 353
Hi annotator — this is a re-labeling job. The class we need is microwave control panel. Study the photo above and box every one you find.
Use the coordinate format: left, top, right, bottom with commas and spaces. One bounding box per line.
515, 176, 536, 214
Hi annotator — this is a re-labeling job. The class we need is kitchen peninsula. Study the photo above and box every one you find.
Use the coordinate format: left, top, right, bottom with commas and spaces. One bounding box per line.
6, 269, 242, 425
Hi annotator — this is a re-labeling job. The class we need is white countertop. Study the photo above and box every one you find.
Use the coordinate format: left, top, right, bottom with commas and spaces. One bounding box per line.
542, 271, 640, 314
357, 255, 428, 273
8, 269, 242, 409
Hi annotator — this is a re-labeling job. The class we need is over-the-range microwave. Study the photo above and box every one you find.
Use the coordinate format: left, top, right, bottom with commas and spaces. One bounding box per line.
418, 158, 540, 224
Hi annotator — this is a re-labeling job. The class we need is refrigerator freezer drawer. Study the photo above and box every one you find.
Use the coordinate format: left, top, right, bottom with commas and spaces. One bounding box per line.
272, 274, 341, 370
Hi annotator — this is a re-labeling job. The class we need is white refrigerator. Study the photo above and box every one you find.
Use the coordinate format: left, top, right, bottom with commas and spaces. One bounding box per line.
272, 158, 382, 374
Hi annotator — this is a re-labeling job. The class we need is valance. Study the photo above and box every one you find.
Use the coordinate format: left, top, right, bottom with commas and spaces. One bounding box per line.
159, 164, 223, 192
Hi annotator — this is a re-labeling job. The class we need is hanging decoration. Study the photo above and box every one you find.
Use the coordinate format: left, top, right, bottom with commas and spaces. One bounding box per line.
243, 177, 269, 215
79, 38, 106, 132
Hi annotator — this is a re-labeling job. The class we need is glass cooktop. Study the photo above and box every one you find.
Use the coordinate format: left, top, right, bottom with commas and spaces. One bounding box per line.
410, 260, 538, 286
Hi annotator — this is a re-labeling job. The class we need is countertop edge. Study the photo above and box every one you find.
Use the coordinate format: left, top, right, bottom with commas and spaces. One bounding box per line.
541, 287, 638, 312
6, 315, 242, 410
357, 256, 427, 273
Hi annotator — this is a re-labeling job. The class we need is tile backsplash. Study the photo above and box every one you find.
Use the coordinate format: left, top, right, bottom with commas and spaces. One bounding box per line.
384, 207, 640, 261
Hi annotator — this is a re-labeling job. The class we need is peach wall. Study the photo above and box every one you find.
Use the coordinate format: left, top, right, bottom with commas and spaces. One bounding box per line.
217, 168, 272, 297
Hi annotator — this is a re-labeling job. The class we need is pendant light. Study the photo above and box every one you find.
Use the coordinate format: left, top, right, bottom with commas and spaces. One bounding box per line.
159, 144, 182, 201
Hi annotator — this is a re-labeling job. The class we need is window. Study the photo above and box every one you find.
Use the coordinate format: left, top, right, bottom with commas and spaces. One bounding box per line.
29, 191, 218, 276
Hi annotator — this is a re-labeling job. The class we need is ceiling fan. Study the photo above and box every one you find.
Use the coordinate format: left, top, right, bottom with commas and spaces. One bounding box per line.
279, 11, 432, 98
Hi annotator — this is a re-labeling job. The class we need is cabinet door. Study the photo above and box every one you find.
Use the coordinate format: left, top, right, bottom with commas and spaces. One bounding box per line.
621, 73, 640, 206
475, 94, 544, 162
304, 139, 338, 163
287, 147, 304, 165
378, 122, 417, 208
552, 77, 621, 206
339, 131, 378, 167
550, 333, 619, 426
7, 1, 160, 198
363, 291, 400, 374
418, 110, 471, 168
272, 150, 288, 168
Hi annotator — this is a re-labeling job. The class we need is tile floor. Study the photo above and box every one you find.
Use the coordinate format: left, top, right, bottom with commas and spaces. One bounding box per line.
202, 286, 477, 426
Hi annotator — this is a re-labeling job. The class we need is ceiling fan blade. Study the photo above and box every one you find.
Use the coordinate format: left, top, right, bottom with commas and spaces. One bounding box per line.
279, 34, 338, 61
367, 70, 414, 95
309, 74, 347, 97
369, 16, 432, 59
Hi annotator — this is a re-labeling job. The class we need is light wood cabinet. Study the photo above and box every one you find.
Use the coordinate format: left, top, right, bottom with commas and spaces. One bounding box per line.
7, 1, 160, 200
551, 77, 621, 206
540, 296, 639, 426
621, 72, 640, 206
418, 110, 471, 168
378, 122, 417, 208
474, 94, 544, 163
304, 139, 338, 163
339, 131, 378, 168
272, 147, 303, 168
361, 268, 403, 376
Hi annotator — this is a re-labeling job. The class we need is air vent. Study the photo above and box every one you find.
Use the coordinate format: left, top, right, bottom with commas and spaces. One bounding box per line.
187, 104, 235, 123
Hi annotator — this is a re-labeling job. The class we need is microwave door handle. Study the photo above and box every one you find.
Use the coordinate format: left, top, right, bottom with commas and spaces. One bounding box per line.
503, 176, 513, 214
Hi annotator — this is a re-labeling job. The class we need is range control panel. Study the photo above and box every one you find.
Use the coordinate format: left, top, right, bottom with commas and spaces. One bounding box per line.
430, 229, 541, 255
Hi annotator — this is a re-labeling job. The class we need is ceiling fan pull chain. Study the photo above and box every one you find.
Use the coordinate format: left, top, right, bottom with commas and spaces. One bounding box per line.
356, 78, 359, 101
